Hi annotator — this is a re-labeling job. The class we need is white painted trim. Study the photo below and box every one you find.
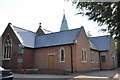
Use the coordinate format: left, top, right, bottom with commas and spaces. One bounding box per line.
82, 61, 87, 63
92, 68, 100, 70
48, 53, 55, 56
81, 48, 87, 63
101, 54, 106, 56
2, 58, 10, 60
75, 40, 77, 43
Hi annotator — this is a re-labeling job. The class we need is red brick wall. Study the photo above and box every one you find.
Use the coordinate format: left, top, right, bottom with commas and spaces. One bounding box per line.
34, 29, 95, 72
23, 48, 34, 69
74, 29, 92, 71
90, 50, 100, 70
2, 25, 20, 69
100, 51, 111, 69
34, 45, 72, 71
100, 38, 117, 69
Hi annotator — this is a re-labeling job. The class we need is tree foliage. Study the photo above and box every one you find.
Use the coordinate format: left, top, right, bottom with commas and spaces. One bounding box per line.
71, 1, 120, 39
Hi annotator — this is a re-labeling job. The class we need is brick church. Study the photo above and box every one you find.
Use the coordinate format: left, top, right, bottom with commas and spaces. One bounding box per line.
1, 14, 117, 74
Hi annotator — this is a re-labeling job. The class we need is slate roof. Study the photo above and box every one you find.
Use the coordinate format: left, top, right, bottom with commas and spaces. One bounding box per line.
89, 40, 98, 50
9, 24, 83, 48
41, 28, 53, 34
89, 35, 111, 51
9, 24, 111, 51
35, 27, 83, 48
11, 25, 38, 48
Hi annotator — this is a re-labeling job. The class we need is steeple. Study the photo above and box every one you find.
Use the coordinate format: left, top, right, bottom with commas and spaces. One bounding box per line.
60, 14, 69, 31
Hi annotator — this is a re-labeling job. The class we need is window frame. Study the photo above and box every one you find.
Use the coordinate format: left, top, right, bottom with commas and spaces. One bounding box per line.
3, 35, 12, 60
91, 52, 95, 63
81, 48, 87, 63
18, 44, 24, 54
59, 48, 65, 62
95, 52, 99, 63
101, 54, 106, 63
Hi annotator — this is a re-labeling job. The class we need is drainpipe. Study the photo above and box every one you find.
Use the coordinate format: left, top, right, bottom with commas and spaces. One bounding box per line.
69, 45, 73, 73
99, 52, 102, 70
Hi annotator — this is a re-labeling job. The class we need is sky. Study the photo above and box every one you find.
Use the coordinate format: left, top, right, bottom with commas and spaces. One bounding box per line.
0, 0, 108, 37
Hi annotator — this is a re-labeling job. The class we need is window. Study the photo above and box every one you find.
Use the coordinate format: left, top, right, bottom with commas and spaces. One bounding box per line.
60, 48, 65, 62
3, 35, 12, 59
91, 52, 94, 63
82, 49, 87, 62
96, 52, 99, 63
101, 55, 106, 63
18, 44, 24, 54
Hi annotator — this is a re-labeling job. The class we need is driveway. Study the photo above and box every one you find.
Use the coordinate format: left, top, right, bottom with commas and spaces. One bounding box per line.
13, 69, 119, 80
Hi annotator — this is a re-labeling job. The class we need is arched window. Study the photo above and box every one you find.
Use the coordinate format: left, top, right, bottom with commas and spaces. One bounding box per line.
60, 48, 65, 62
3, 35, 12, 59
81, 49, 87, 62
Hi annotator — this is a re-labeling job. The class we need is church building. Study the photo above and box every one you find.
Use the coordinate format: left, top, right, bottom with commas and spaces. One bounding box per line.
1, 14, 117, 74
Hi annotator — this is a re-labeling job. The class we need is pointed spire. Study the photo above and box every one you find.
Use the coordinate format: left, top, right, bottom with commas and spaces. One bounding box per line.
60, 14, 69, 31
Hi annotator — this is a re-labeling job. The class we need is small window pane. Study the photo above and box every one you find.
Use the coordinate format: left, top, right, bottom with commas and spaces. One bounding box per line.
82, 49, 87, 62
101, 55, 106, 62
60, 49, 65, 62
3, 35, 12, 59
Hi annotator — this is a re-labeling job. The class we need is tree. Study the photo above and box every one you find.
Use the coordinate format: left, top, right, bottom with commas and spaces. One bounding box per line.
69, 1, 120, 67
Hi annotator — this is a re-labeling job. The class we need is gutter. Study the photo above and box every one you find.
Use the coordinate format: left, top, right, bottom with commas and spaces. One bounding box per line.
99, 51, 102, 70
69, 45, 73, 73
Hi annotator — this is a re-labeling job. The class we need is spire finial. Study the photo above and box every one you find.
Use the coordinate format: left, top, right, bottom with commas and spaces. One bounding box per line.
39, 23, 41, 28
63, 9, 65, 15
63, 9, 65, 13
8, 23, 12, 25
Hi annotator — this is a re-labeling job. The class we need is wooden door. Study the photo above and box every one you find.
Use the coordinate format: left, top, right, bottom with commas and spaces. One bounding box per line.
48, 55, 54, 69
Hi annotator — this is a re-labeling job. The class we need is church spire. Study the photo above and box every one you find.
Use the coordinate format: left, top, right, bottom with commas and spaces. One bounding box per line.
60, 14, 69, 31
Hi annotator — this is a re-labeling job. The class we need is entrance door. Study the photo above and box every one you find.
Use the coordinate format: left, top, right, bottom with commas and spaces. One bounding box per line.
48, 55, 54, 69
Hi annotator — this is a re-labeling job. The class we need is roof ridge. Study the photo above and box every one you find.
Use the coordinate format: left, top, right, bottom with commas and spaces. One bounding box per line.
37, 27, 83, 37
12, 26, 36, 34
41, 28, 53, 33
90, 35, 110, 38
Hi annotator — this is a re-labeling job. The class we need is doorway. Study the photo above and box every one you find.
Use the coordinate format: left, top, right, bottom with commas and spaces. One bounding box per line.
48, 55, 54, 69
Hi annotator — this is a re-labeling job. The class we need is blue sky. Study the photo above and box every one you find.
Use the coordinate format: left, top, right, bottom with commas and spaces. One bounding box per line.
0, 0, 108, 36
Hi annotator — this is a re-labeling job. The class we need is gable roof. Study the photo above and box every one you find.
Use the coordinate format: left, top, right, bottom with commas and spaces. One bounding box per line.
10, 25, 38, 48
89, 35, 111, 51
8, 23, 83, 48
35, 27, 83, 48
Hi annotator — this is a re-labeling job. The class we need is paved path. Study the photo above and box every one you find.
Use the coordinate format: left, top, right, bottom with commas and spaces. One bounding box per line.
73, 69, 118, 78
13, 69, 119, 79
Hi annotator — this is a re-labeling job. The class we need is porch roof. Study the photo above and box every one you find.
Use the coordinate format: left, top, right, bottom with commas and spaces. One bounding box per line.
89, 35, 110, 51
